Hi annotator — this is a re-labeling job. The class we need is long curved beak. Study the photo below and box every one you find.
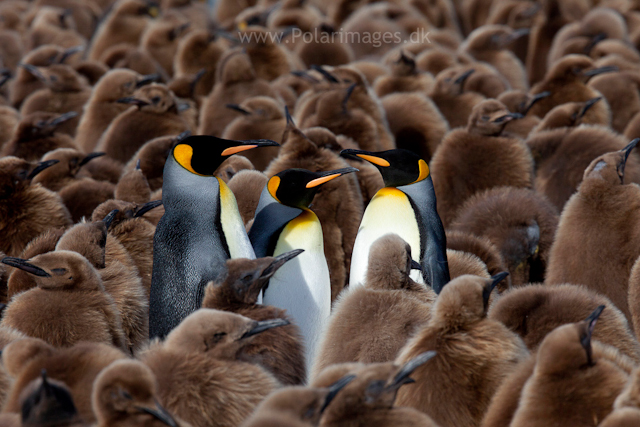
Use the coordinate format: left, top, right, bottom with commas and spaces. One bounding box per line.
340, 149, 390, 167
493, 112, 524, 123
116, 97, 149, 107
58, 45, 84, 64
578, 97, 602, 119
102, 209, 119, 230
454, 68, 475, 85
226, 104, 251, 115
219, 138, 280, 157
241, 318, 290, 339
306, 167, 359, 188
311, 64, 340, 83
1, 257, 50, 277
523, 91, 551, 115
78, 152, 106, 168
134, 200, 163, 218
49, 111, 78, 127
320, 375, 356, 414
583, 65, 618, 78
582, 305, 605, 366
386, 351, 437, 391
28, 160, 59, 179
483, 272, 509, 308
136, 74, 160, 88
135, 400, 178, 427
19, 63, 46, 81
618, 138, 640, 179
262, 249, 304, 277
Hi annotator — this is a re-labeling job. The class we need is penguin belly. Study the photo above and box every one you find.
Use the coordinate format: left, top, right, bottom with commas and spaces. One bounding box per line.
349, 188, 422, 288
262, 210, 331, 375
217, 177, 255, 260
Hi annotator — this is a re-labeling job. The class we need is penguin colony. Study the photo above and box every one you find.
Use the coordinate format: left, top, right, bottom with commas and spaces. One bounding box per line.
5, 0, 640, 426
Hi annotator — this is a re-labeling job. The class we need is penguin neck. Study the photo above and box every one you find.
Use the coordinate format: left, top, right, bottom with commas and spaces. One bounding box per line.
162, 155, 220, 209
396, 177, 437, 201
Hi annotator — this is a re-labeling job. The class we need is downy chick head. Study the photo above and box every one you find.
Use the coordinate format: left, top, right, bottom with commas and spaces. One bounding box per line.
365, 233, 423, 291
33, 149, 105, 190
463, 25, 530, 52
1, 250, 103, 292
467, 99, 523, 136
211, 249, 304, 305
93, 359, 179, 427
432, 273, 510, 327
0, 156, 59, 199
543, 54, 617, 85
536, 305, 605, 374
535, 97, 605, 130
55, 211, 118, 269
19, 369, 79, 427
92, 69, 158, 104
163, 308, 290, 359
20, 63, 87, 92
13, 112, 78, 144
582, 138, 639, 185
117, 83, 178, 114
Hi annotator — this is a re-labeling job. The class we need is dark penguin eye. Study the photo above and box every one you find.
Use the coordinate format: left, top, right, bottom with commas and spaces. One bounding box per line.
481, 115, 490, 121
151, 96, 161, 104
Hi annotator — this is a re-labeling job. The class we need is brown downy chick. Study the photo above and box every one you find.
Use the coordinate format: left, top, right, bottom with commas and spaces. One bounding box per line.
312, 234, 435, 380
173, 29, 225, 98
608, 364, 640, 422
6, 227, 66, 300
527, 124, 640, 212
0, 157, 71, 257
2, 339, 127, 423
510, 306, 631, 426
72, 59, 109, 86
600, 407, 640, 427
0, 105, 20, 151
531, 97, 610, 132
55, 214, 148, 353
429, 67, 486, 130
32, 149, 105, 192
265, 117, 364, 300
221, 96, 286, 171
314, 353, 440, 427
0, 251, 126, 350
486, 0, 540, 63
215, 155, 255, 184
449, 187, 559, 286
446, 249, 491, 279
139, 309, 285, 427
374, 50, 434, 97
198, 49, 277, 137
588, 71, 640, 134
243, 375, 354, 427
9, 45, 67, 109
457, 62, 511, 100
394, 273, 529, 427
239, 26, 303, 82
546, 139, 640, 321
380, 92, 448, 163
58, 177, 115, 223
461, 25, 529, 91
100, 43, 167, 81
92, 359, 186, 427
294, 23, 355, 68
497, 90, 551, 139
2, 112, 79, 161
89, 0, 159, 62
140, 18, 191, 78
97, 83, 191, 163
75, 69, 158, 152
17, 370, 86, 427
19, 64, 91, 136
35, 0, 102, 41
123, 131, 189, 192
430, 99, 534, 226
489, 283, 640, 362
202, 252, 306, 385
227, 170, 268, 226
528, 54, 616, 121
114, 165, 151, 204
0, 327, 26, 410
91, 200, 161, 295
26, 6, 86, 51
446, 230, 509, 280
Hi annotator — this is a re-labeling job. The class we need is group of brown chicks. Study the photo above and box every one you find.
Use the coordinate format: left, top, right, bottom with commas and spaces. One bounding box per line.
2, 0, 640, 426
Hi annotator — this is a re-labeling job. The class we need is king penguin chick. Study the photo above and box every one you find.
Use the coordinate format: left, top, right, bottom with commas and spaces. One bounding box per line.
198, 49, 277, 138
173, 29, 225, 98
92, 359, 186, 427
429, 67, 486, 130
340, 148, 449, 292
2, 339, 127, 423
588, 70, 640, 133
249, 167, 358, 370
0, 251, 126, 350
242, 375, 354, 427
497, 90, 551, 139
32, 149, 106, 192
446, 230, 508, 280
227, 170, 269, 226
603, 364, 640, 426
140, 308, 286, 427
97, 83, 191, 164
114, 166, 151, 204
527, 123, 640, 212
9, 45, 65, 109
265, 119, 364, 300
88, 0, 159, 62
312, 234, 435, 379
460, 25, 529, 91
0, 157, 71, 257
509, 306, 631, 427
19, 64, 91, 137
75, 69, 157, 152
546, 139, 640, 321
314, 353, 441, 427
150, 135, 278, 338
222, 96, 286, 171
373, 50, 434, 97
202, 252, 306, 385
449, 187, 559, 286
430, 99, 534, 226
2, 112, 79, 161
527, 54, 616, 121
489, 283, 640, 362
530, 97, 610, 133
394, 273, 529, 427
140, 18, 191, 78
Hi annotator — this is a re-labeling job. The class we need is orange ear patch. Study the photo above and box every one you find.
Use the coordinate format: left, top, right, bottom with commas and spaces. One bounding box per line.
174, 144, 203, 175
268, 176, 281, 201
414, 159, 430, 183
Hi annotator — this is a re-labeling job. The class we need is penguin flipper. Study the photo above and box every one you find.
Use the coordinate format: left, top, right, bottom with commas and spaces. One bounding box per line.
249, 203, 303, 258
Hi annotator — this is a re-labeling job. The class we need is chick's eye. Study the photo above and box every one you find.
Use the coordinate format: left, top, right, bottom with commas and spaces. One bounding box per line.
481, 115, 490, 121
151, 96, 161, 104
212, 332, 226, 344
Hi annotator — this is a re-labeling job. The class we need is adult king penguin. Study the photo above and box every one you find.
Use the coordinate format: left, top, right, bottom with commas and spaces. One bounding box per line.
249, 167, 358, 372
341, 149, 450, 293
149, 135, 279, 339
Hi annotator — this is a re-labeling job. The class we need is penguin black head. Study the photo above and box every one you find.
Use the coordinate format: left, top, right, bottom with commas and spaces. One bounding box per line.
340, 148, 428, 188
172, 135, 279, 176
267, 167, 359, 209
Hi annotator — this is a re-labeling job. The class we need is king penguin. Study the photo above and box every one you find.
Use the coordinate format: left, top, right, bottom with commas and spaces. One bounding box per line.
149, 135, 279, 339
341, 149, 450, 293
249, 167, 358, 372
